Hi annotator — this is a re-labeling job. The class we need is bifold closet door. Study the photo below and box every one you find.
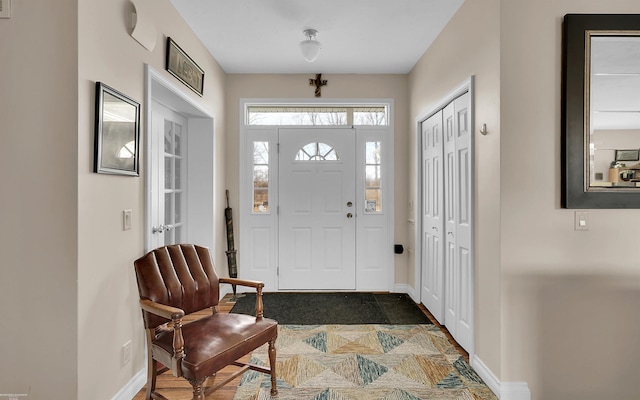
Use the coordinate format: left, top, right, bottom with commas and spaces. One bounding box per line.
421, 110, 445, 323
421, 91, 473, 353
443, 92, 472, 351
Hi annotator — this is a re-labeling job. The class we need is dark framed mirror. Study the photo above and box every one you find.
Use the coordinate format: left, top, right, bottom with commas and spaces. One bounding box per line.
94, 82, 141, 176
562, 14, 640, 208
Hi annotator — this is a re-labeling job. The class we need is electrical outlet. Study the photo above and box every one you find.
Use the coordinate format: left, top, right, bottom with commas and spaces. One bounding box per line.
122, 340, 132, 365
123, 209, 132, 231
0, 0, 11, 19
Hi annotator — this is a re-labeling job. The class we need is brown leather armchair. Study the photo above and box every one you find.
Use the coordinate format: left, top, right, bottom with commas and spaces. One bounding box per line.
133, 244, 278, 400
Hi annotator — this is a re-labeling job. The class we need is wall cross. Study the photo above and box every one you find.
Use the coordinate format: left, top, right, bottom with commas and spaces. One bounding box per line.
309, 73, 328, 97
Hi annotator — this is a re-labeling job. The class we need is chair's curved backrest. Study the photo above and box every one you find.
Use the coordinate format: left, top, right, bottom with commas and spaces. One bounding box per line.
134, 244, 220, 329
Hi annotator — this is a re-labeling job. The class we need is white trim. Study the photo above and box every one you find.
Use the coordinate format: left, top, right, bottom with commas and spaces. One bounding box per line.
470, 356, 532, 400
239, 98, 395, 292
413, 77, 474, 304
111, 367, 146, 400
400, 283, 420, 303
144, 64, 215, 252
243, 97, 394, 109
501, 382, 532, 400
394, 283, 409, 294
414, 79, 474, 124
471, 354, 501, 397
414, 76, 476, 359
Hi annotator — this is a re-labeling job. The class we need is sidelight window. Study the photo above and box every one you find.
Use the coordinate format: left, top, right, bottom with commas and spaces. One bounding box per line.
365, 141, 382, 213
253, 141, 270, 213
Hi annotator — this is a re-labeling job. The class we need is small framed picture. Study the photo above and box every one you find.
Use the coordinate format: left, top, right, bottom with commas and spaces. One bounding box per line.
166, 37, 204, 96
94, 82, 140, 176
615, 149, 640, 162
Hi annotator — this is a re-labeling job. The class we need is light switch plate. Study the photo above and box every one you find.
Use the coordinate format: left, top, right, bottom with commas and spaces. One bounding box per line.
123, 209, 132, 231
0, 0, 11, 19
574, 211, 588, 231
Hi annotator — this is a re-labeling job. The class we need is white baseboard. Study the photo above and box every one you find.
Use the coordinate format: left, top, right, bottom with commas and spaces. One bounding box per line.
111, 367, 146, 400
400, 284, 420, 304
470, 355, 531, 400
394, 283, 409, 294
501, 382, 531, 400
471, 355, 500, 396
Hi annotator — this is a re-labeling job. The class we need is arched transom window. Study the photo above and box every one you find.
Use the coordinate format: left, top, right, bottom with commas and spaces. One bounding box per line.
296, 142, 339, 161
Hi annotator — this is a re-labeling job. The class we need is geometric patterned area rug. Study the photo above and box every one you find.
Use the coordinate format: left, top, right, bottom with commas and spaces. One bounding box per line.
232, 325, 497, 400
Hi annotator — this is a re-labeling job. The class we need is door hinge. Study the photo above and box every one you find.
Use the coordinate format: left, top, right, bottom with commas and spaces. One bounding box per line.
277, 143, 280, 154
277, 205, 279, 215
277, 267, 279, 277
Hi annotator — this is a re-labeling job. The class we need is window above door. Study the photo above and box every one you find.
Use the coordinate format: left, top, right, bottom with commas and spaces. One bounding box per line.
246, 105, 389, 126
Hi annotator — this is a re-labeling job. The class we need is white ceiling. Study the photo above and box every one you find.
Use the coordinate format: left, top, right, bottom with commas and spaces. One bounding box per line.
169, 0, 465, 74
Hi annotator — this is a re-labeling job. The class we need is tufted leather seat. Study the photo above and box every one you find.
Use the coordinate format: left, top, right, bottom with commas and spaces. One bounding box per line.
134, 244, 278, 400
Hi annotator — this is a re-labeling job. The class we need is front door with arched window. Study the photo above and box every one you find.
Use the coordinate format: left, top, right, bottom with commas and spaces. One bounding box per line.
278, 128, 356, 289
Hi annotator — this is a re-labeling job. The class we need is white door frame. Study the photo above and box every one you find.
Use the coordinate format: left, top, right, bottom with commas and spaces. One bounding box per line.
414, 77, 475, 357
239, 98, 394, 292
144, 65, 216, 252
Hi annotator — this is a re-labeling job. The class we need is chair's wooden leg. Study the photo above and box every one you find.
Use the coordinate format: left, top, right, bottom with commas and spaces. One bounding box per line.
145, 331, 158, 400
268, 337, 278, 396
145, 360, 157, 400
188, 377, 207, 400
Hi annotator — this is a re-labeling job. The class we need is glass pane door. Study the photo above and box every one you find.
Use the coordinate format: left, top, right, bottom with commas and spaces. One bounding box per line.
163, 119, 185, 245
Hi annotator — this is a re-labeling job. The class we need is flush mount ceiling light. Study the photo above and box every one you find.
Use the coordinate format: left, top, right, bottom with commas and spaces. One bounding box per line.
299, 28, 322, 62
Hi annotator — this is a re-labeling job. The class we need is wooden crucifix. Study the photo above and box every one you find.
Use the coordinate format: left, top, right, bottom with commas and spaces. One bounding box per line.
309, 73, 327, 97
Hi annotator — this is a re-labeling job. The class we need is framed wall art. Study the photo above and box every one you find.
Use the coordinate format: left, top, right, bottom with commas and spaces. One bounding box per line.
94, 82, 141, 176
166, 37, 204, 96
615, 149, 640, 162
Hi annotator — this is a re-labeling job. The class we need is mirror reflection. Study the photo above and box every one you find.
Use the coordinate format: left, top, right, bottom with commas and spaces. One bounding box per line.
588, 34, 640, 188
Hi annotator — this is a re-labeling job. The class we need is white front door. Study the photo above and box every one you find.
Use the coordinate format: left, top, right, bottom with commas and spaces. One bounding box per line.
149, 101, 187, 249
421, 110, 445, 323
278, 128, 356, 290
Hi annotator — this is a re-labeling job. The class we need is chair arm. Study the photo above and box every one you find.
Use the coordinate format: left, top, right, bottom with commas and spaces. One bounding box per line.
219, 277, 264, 289
140, 299, 185, 320
139, 299, 186, 374
219, 278, 267, 318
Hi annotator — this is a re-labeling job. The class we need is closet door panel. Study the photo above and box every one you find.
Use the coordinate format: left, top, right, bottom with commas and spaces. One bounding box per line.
452, 92, 473, 351
421, 111, 445, 323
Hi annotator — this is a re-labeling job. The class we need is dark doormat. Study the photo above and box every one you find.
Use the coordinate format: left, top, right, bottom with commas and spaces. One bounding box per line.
230, 292, 433, 325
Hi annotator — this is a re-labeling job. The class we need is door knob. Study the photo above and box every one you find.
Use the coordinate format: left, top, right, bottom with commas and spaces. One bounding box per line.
347, 213, 353, 218
347, 201, 353, 207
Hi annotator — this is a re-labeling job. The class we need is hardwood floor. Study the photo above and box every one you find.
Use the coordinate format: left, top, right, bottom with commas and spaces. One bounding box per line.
417, 302, 469, 362
132, 293, 468, 400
